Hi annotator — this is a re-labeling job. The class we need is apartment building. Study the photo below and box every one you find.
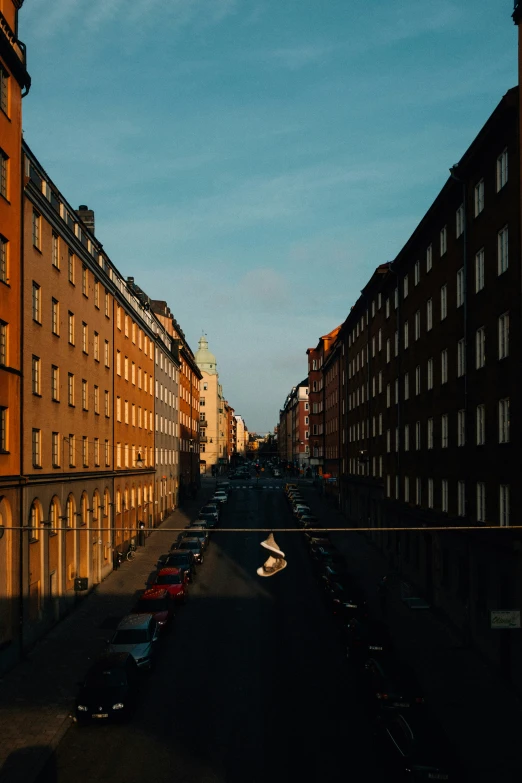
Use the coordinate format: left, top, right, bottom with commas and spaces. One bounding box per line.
234, 414, 246, 458
278, 380, 309, 471
225, 402, 236, 462
194, 335, 228, 475
306, 326, 341, 477
0, 0, 30, 670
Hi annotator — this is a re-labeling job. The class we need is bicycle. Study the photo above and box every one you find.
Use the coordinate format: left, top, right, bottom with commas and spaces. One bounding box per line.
125, 542, 137, 561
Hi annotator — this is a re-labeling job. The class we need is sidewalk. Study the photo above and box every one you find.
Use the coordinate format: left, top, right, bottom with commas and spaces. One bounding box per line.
302, 486, 522, 783
0, 484, 215, 783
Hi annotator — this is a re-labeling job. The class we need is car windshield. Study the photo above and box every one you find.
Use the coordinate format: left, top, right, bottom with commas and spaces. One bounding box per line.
156, 574, 182, 585
166, 555, 189, 566
133, 599, 168, 613
178, 542, 199, 551
112, 629, 149, 644
85, 669, 126, 688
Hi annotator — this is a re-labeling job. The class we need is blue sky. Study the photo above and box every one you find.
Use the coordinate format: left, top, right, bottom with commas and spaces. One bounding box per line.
20, 0, 516, 433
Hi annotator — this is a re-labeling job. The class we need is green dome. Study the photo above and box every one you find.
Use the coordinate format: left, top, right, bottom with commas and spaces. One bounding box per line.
195, 335, 217, 374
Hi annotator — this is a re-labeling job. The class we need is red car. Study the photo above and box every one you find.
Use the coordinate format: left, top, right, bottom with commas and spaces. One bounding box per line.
131, 587, 175, 631
151, 568, 188, 603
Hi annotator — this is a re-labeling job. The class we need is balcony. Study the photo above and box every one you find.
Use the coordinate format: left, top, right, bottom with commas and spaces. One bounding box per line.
200, 436, 208, 443
199, 420, 208, 428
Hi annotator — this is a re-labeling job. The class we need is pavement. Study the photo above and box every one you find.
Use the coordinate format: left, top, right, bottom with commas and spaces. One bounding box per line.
0, 479, 217, 783
300, 483, 522, 783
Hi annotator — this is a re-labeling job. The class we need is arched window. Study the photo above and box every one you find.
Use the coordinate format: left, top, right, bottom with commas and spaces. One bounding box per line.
66, 495, 75, 528
49, 497, 60, 532
29, 500, 41, 541
143, 485, 148, 505
93, 492, 100, 524
131, 487, 135, 508
116, 489, 121, 514
137, 485, 142, 508
124, 488, 129, 511
104, 489, 110, 518
81, 493, 88, 526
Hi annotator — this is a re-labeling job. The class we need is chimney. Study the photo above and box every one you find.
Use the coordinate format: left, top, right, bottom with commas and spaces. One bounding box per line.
76, 204, 95, 234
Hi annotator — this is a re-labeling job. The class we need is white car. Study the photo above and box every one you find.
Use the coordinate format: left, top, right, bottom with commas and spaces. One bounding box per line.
213, 491, 228, 504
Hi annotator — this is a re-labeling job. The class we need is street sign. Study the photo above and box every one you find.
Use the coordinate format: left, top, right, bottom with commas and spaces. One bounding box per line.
490, 610, 521, 629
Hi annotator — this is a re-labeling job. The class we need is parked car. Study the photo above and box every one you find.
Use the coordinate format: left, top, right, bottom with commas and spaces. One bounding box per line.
213, 491, 228, 504
197, 512, 219, 528
363, 656, 425, 711
176, 530, 209, 550
151, 567, 188, 602
176, 537, 205, 564
200, 503, 220, 519
294, 504, 312, 519
75, 652, 140, 724
160, 549, 196, 581
189, 518, 212, 530
374, 708, 454, 780
131, 587, 175, 631
216, 481, 230, 493
298, 514, 320, 528
108, 614, 159, 670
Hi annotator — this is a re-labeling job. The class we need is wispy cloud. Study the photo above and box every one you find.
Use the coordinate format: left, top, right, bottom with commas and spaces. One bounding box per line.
260, 43, 334, 70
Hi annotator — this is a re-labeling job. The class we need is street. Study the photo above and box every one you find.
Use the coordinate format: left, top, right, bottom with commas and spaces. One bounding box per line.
35, 480, 382, 783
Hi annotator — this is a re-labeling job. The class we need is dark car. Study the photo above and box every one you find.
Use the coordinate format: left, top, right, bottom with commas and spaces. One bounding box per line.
176, 537, 204, 564
310, 545, 346, 571
75, 653, 140, 724
160, 550, 196, 581
131, 587, 175, 631
200, 503, 220, 518
363, 656, 425, 711
197, 512, 219, 528
176, 530, 209, 550
344, 618, 392, 663
298, 514, 320, 529
304, 532, 331, 548
375, 709, 454, 780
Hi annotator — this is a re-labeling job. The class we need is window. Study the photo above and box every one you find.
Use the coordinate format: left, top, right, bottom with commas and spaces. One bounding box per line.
404, 476, 410, 502
94, 331, 99, 361
404, 424, 409, 452
428, 479, 434, 508
82, 379, 88, 410
68, 373, 75, 406
457, 481, 465, 517
32, 428, 41, 467
116, 396, 121, 422
403, 274, 409, 298
404, 373, 409, 400
51, 365, 59, 401
453, 340, 464, 379
456, 204, 464, 238
440, 226, 447, 256
124, 400, 129, 424
441, 480, 448, 513
416, 478, 422, 506
117, 306, 121, 330
105, 390, 110, 417
52, 232, 59, 268
476, 483, 486, 522
82, 435, 88, 467
378, 328, 382, 351
414, 310, 420, 341
94, 385, 99, 414
52, 432, 60, 467
440, 285, 447, 320
475, 248, 484, 292
414, 260, 420, 286
499, 485, 510, 526
82, 322, 88, 353
415, 366, 421, 396
82, 265, 88, 296
68, 434, 75, 467
427, 418, 433, 449
457, 409, 465, 446
386, 429, 391, 453
386, 384, 391, 408
496, 148, 508, 191
0, 320, 6, 366
0, 406, 6, 452
475, 327, 485, 369
94, 281, 100, 308
386, 338, 391, 363
104, 340, 110, 367
31, 355, 41, 395
124, 356, 129, 380
0, 66, 8, 116
385, 298, 390, 319
0, 234, 8, 284
51, 298, 59, 335
32, 282, 41, 323
474, 179, 484, 216
394, 330, 398, 357
498, 398, 510, 443
441, 414, 448, 448
497, 226, 508, 275
68, 250, 75, 283
394, 287, 398, 310
476, 405, 485, 445
94, 438, 100, 467
441, 349, 448, 384
426, 299, 432, 331
427, 358, 433, 390
105, 290, 110, 318
426, 244, 432, 272
68, 311, 74, 344
0, 148, 7, 199
105, 439, 110, 466
404, 321, 409, 350
415, 421, 421, 450
498, 312, 509, 359
32, 210, 41, 250
456, 268, 464, 308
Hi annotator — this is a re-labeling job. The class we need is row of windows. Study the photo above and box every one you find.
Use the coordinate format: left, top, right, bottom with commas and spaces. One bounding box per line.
30, 360, 112, 415
115, 350, 154, 394
349, 398, 510, 449
115, 443, 153, 469
31, 430, 111, 469
384, 475, 510, 526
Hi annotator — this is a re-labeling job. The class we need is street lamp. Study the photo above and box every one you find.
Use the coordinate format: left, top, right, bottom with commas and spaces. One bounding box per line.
136, 452, 145, 468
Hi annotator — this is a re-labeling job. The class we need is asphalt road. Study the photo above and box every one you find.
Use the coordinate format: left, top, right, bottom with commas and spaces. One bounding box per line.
36, 479, 383, 783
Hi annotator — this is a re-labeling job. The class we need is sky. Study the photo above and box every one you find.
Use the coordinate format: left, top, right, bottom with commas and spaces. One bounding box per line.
19, 0, 517, 433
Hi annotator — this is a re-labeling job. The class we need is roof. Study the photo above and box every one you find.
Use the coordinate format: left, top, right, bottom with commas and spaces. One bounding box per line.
116, 613, 153, 629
